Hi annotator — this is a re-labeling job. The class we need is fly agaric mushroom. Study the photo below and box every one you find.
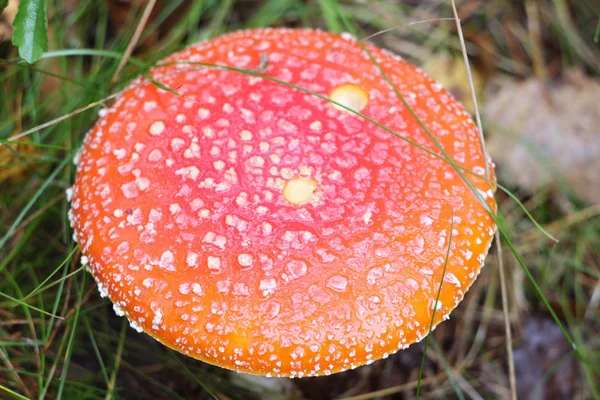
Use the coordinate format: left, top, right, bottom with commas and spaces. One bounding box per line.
69, 28, 496, 377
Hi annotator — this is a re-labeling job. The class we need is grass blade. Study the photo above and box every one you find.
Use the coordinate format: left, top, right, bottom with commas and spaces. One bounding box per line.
56, 273, 86, 399
0, 156, 70, 251
0, 290, 63, 319
170, 354, 219, 400
416, 210, 454, 398
24, 246, 79, 299
105, 320, 127, 400
0, 383, 30, 400
449, 1, 515, 397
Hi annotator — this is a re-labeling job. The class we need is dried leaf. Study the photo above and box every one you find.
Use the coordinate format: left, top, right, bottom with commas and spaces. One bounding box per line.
485, 69, 600, 204
0, 0, 18, 42
0, 138, 42, 182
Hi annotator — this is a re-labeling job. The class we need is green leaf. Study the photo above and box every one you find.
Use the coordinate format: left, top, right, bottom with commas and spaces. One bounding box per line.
11, 0, 48, 63
0, 0, 9, 15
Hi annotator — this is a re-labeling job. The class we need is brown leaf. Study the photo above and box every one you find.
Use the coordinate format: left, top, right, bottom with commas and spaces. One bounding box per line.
0, 138, 43, 182
485, 69, 600, 204
0, 0, 18, 42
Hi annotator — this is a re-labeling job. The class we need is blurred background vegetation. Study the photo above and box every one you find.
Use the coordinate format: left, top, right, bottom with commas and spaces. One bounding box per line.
1, 0, 599, 399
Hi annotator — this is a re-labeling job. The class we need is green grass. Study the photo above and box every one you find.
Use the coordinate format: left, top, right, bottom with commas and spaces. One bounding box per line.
1, 0, 599, 399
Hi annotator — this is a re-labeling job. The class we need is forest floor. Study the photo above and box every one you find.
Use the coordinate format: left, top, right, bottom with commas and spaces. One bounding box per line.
1, 0, 599, 399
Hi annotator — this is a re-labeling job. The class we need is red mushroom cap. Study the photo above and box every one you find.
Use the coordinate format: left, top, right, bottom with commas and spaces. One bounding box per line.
70, 28, 496, 377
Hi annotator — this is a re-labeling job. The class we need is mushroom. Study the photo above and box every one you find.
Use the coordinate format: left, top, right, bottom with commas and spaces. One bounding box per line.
69, 28, 496, 377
